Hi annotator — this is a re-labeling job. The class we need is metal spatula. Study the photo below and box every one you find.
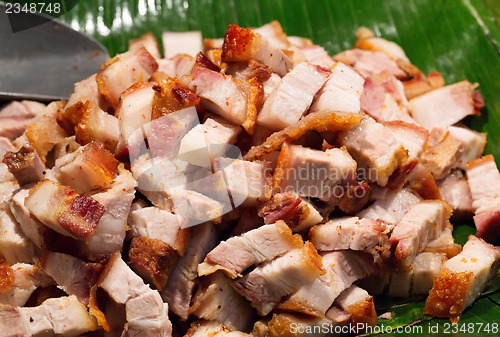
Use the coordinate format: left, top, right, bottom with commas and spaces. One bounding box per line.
0, 3, 109, 102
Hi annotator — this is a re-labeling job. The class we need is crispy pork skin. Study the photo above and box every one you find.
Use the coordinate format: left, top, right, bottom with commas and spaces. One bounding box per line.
185, 320, 252, 337
424, 235, 500, 322
2, 142, 45, 186
128, 237, 178, 291
25, 101, 68, 163
334, 285, 377, 327
244, 110, 362, 161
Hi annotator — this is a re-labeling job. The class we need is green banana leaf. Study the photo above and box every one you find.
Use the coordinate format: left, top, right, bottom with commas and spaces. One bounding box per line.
51, 0, 500, 335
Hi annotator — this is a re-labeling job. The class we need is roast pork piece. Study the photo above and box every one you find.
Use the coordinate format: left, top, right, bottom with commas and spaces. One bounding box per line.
390, 200, 452, 270
466, 154, 500, 242
309, 217, 390, 260
96, 46, 158, 109
24, 179, 106, 241
424, 235, 500, 322
198, 221, 302, 279
409, 81, 479, 129
0, 295, 98, 337
273, 142, 357, 199
310, 61, 365, 114
256, 61, 330, 131
232, 242, 323, 315
338, 116, 408, 186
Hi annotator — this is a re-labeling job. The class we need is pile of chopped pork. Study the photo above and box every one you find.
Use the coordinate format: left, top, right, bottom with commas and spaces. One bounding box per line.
0, 21, 499, 336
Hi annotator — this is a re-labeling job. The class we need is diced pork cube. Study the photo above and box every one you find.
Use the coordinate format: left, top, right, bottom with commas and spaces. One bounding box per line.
192, 67, 263, 133
2, 142, 45, 186
178, 117, 241, 167
383, 120, 428, 159
310, 61, 364, 115
39, 251, 103, 305
357, 187, 421, 225
24, 180, 106, 241
257, 62, 330, 131
54, 140, 118, 194
162, 31, 202, 58
339, 116, 408, 186
273, 142, 357, 199
190, 272, 255, 331
412, 252, 447, 295
222, 24, 294, 77
334, 285, 377, 327
161, 223, 218, 321
409, 81, 478, 129
128, 237, 178, 291
466, 155, 500, 241
232, 242, 323, 315
258, 191, 323, 233
391, 200, 452, 270
0, 209, 36, 265
96, 47, 158, 109
215, 158, 271, 207
128, 206, 188, 254
437, 170, 474, 220
199, 221, 302, 279
309, 217, 390, 260
0, 263, 53, 307
129, 31, 161, 59
447, 125, 486, 170
424, 236, 500, 321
